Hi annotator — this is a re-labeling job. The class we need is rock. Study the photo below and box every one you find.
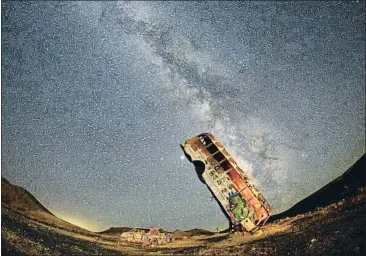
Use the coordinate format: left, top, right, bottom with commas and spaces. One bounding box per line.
309, 240, 316, 249
354, 247, 361, 254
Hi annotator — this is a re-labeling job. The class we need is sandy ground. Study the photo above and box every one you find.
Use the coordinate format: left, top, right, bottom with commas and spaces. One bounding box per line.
2, 188, 365, 256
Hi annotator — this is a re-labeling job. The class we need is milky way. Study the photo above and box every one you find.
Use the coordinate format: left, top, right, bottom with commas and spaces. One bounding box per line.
2, 2, 365, 231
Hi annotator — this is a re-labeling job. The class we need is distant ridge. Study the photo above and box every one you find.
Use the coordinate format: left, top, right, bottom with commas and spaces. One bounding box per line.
184, 228, 214, 236
99, 227, 169, 235
269, 154, 365, 222
99, 226, 214, 236
99, 227, 132, 234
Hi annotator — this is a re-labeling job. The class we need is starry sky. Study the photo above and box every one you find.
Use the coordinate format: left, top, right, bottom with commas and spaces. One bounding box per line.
1, 2, 365, 232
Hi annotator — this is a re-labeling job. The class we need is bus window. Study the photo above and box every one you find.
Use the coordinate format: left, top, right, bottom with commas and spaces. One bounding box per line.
220, 160, 232, 171
227, 170, 240, 180
202, 136, 212, 146
234, 178, 247, 191
207, 144, 219, 154
213, 152, 225, 162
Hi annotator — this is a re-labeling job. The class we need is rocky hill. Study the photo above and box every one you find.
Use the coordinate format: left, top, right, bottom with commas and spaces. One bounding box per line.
1, 177, 53, 214
269, 154, 365, 222
1, 177, 92, 235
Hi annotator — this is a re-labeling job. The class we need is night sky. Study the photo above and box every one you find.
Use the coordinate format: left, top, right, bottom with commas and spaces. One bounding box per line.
2, 2, 365, 232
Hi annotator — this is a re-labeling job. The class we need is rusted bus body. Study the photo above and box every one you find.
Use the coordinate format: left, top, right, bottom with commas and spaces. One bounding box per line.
120, 228, 173, 246
180, 133, 271, 232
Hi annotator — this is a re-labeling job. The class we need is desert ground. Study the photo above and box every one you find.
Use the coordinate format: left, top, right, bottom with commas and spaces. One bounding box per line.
2, 188, 365, 256
2, 155, 365, 255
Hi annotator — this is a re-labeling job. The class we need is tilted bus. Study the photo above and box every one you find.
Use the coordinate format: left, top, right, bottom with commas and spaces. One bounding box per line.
180, 133, 271, 232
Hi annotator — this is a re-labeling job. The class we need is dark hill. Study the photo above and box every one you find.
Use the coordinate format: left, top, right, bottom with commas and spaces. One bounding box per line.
269, 154, 365, 222
1, 177, 53, 214
99, 227, 132, 235
1, 177, 92, 234
184, 228, 214, 236
172, 228, 214, 238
